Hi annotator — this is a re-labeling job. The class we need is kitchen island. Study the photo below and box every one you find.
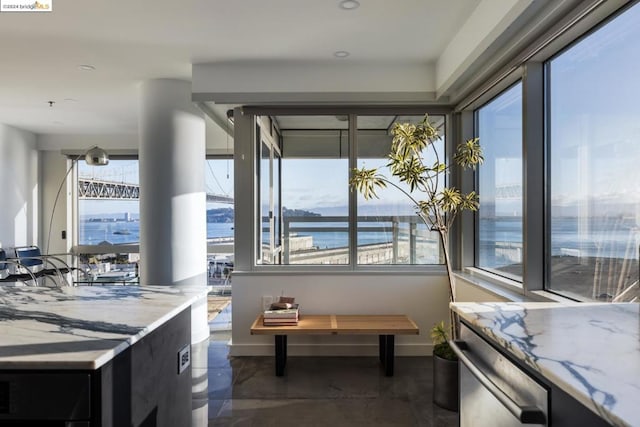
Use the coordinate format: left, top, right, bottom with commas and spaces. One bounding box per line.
451, 302, 640, 427
0, 284, 206, 426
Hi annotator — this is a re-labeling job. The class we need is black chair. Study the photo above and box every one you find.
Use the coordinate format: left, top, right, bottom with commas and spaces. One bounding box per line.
5, 246, 83, 287
0, 248, 39, 285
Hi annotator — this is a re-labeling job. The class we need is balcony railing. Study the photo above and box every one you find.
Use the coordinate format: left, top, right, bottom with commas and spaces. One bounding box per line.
281, 215, 442, 265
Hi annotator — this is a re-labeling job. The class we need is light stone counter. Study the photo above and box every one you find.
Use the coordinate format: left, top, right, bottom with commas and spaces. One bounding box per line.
451, 302, 640, 427
0, 285, 206, 370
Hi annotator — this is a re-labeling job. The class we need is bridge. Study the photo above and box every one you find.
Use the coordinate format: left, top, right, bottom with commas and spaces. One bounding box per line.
78, 178, 233, 204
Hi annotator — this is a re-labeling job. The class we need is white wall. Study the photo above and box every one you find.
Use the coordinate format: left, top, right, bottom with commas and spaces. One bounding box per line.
205, 112, 233, 155
230, 273, 451, 357
38, 150, 70, 254
436, 0, 534, 96
0, 124, 38, 248
193, 62, 438, 104
37, 133, 138, 153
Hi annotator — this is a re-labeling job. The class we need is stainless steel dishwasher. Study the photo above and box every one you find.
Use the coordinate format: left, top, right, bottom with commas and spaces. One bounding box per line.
451, 323, 548, 427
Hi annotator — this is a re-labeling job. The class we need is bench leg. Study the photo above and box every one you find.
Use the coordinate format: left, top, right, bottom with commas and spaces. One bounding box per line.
275, 335, 287, 376
379, 334, 395, 376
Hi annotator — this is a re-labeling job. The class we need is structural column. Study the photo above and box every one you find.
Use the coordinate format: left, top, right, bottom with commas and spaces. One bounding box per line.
139, 79, 208, 343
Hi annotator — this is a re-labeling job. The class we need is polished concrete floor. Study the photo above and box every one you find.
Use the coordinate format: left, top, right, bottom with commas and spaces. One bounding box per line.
195, 303, 458, 427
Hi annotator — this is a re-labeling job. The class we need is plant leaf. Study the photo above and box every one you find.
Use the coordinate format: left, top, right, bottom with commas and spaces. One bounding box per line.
436, 187, 463, 212
350, 167, 387, 200
453, 137, 484, 169
430, 320, 449, 345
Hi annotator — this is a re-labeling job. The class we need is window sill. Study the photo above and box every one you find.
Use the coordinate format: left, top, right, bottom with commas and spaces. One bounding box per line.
234, 265, 448, 276
454, 268, 579, 304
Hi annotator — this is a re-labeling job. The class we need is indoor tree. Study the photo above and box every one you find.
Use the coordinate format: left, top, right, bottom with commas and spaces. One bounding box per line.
350, 115, 482, 341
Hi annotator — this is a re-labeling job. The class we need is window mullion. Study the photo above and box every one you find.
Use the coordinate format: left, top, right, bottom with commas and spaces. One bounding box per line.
522, 62, 545, 292
348, 114, 358, 269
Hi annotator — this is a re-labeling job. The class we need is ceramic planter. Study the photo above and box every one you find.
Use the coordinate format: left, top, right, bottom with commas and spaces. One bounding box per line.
433, 353, 459, 411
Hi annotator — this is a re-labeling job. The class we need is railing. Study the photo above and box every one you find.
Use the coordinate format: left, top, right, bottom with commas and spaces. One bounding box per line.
282, 215, 441, 265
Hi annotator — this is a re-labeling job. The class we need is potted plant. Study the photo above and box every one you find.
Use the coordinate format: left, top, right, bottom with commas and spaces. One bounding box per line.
350, 115, 482, 410
431, 320, 459, 410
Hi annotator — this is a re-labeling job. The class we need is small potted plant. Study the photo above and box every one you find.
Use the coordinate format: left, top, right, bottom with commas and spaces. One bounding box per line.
351, 115, 482, 411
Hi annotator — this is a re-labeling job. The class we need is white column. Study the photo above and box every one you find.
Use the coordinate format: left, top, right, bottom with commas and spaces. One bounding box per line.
139, 79, 208, 343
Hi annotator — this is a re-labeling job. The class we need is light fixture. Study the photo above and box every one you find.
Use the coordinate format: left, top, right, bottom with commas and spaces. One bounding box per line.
85, 145, 109, 166
45, 146, 109, 253
334, 50, 350, 58
339, 0, 360, 10
77, 64, 95, 71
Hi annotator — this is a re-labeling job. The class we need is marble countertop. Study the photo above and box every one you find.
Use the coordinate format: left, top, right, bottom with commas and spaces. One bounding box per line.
0, 285, 207, 370
451, 302, 640, 427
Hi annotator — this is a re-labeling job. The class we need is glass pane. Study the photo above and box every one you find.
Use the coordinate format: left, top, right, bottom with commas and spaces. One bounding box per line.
476, 83, 523, 279
356, 115, 443, 264
273, 154, 281, 250
259, 140, 272, 264
78, 159, 140, 245
77, 159, 140, 282
205, 159, 234, 242
548, 4, 640, 301
279, 115, 349, 265
205, 158, 234, 289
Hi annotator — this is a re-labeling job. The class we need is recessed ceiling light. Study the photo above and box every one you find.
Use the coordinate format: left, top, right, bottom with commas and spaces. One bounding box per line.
334, 50, 350, 58
339, 0, 360, 10
77, 64, 95, 71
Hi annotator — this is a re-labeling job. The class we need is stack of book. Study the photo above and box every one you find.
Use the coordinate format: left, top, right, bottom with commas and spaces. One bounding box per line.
263, 302, 299, 326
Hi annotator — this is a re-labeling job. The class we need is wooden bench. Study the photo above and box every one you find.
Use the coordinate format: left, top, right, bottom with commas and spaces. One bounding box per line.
250, 314, 419, 377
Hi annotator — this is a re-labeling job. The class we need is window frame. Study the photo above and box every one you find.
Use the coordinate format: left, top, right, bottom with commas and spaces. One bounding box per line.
456, 0, 639, 301
71, 154, 141, 256
241, 106, 454, 272
472, 80, 525, 283
72, 154, 237, 257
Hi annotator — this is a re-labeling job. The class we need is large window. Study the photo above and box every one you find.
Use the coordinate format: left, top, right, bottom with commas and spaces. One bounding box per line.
279, 116, 349, 265
547, 3, 640, 301
357, 115, 443, 265
257, 117, 282, 265
78, 159, 140, 246
205, 158, 234, 288
76, 159, 140, 281
75, 157, 234, 283
205, 158, 234, 243
256, 112, 448, 267
476, 83, 523, 280
461, 3, 640, 303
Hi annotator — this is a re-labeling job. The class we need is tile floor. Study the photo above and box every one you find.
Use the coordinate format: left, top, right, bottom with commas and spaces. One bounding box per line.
194, 303, 458, 427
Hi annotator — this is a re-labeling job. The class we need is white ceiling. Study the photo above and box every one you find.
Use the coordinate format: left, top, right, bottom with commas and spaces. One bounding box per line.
0, 0, 543, 136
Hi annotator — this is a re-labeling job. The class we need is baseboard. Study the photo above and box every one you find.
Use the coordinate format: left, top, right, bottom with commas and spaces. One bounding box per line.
228, 343, 433, 357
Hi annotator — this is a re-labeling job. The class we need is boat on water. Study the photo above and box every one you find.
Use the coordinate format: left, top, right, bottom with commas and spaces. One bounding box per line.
113, 230, 131, 235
